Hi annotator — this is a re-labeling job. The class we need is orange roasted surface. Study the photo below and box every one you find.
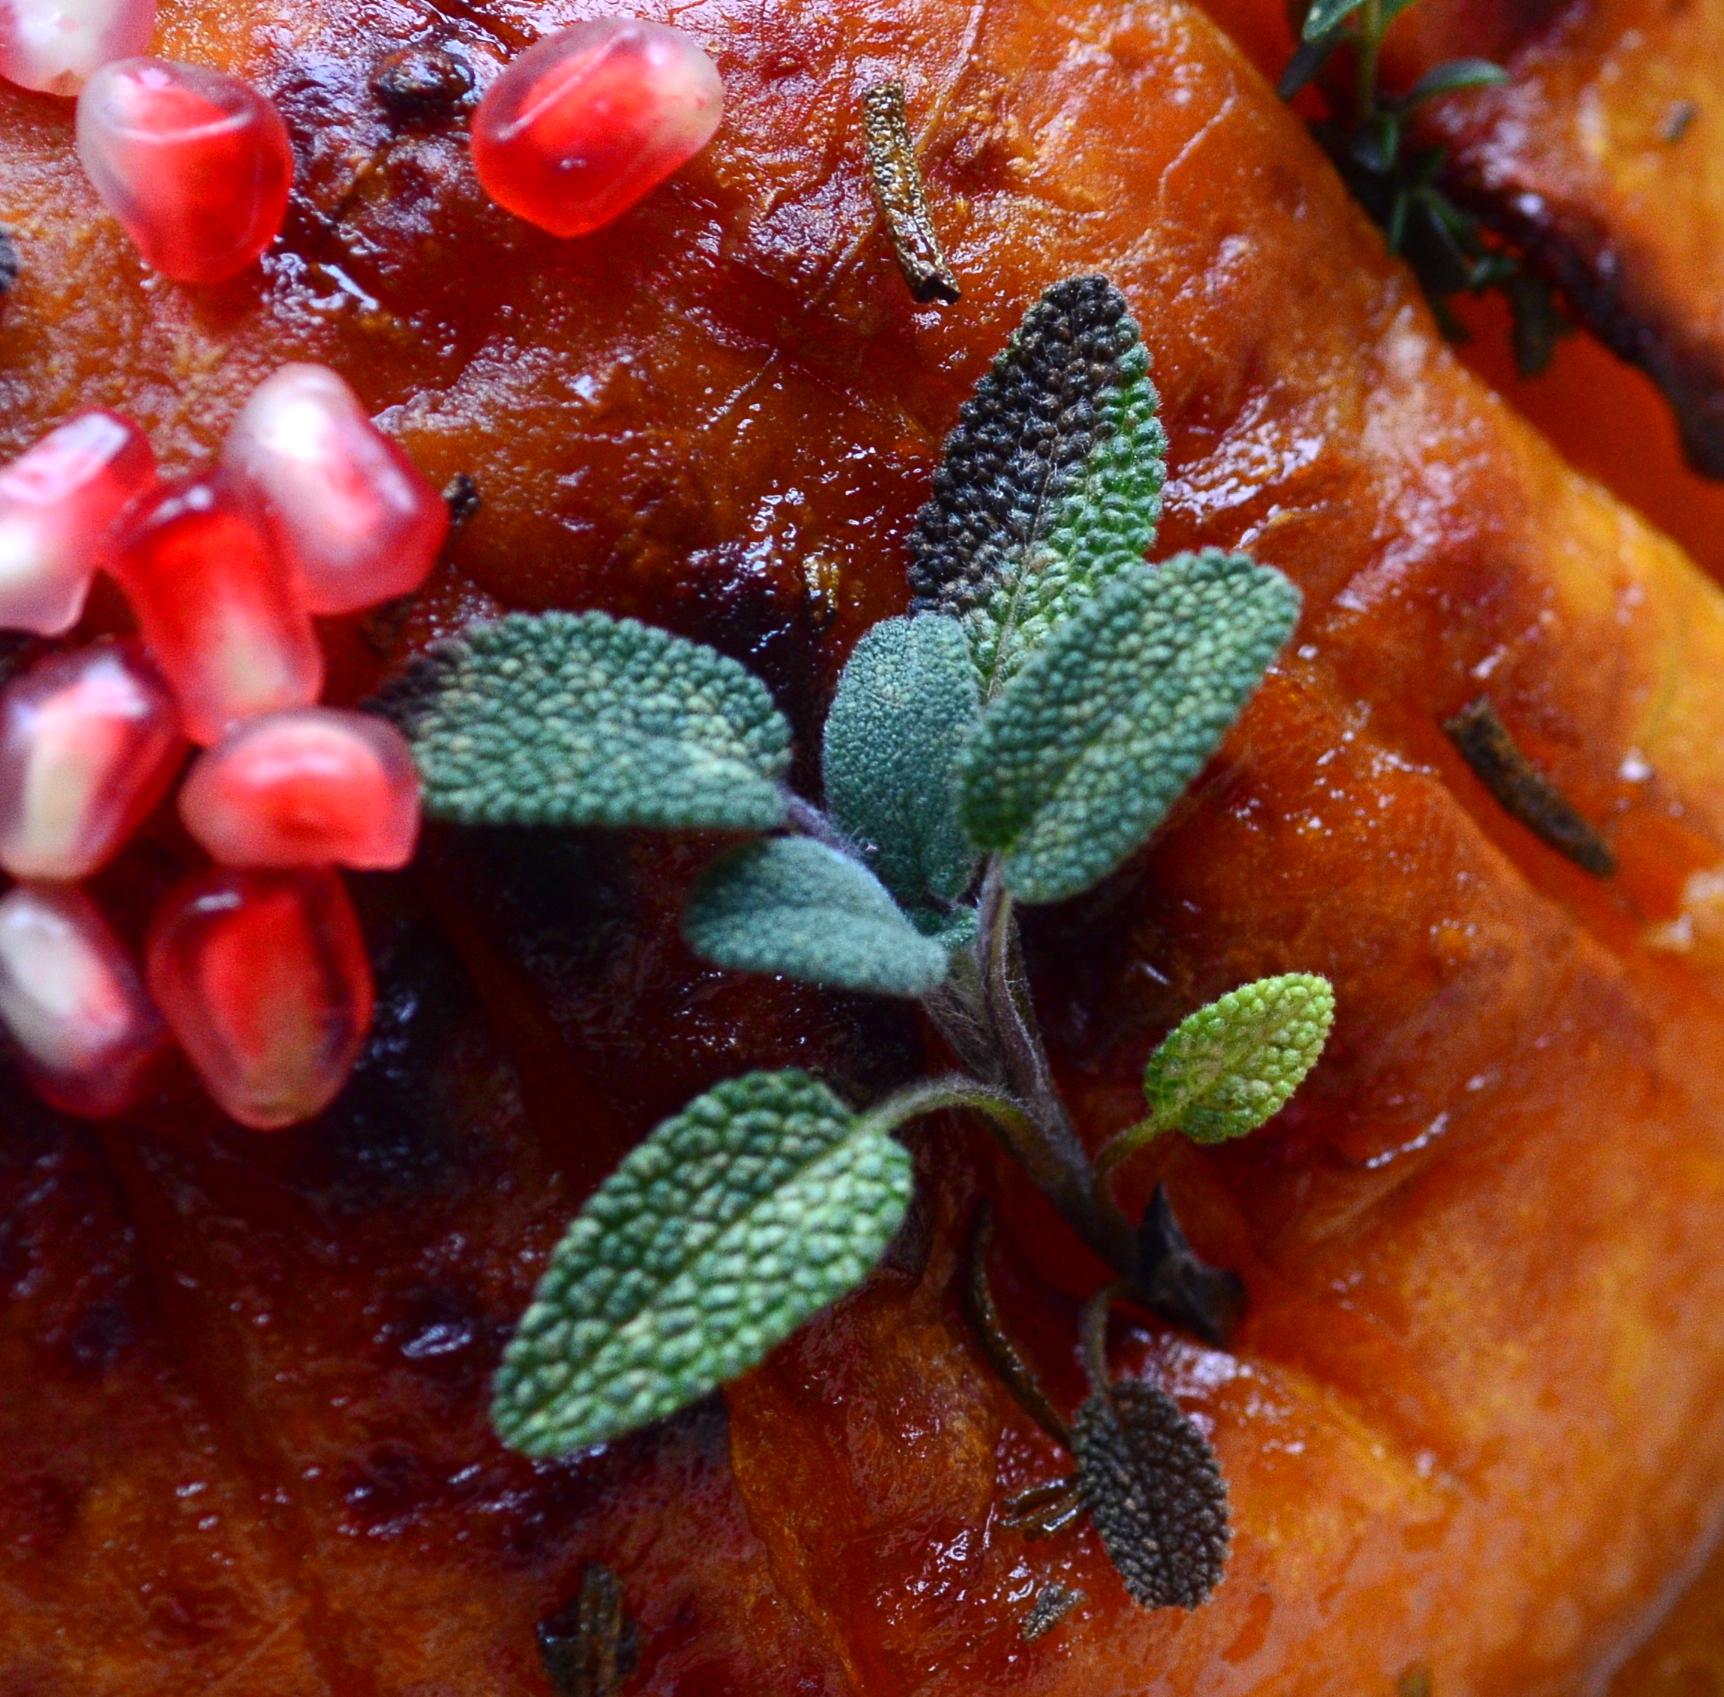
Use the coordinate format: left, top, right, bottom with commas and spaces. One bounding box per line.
4, 0, 1724, 1693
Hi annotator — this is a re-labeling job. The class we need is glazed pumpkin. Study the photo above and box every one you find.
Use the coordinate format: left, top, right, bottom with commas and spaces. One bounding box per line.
3, 0, 1724, 1692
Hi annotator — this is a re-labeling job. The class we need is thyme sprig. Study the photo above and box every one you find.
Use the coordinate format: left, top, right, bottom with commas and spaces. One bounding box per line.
390, 277, 1336, 1611
1281, 0, 1570, 371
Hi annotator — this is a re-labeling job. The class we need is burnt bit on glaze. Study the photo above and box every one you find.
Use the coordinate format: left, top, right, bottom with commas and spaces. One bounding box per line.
0, 227, 19, 299
443, 470, 482, 530
1443, 697, 1616, 877
1134, 1185, 1246, 1349
862, 80, 961, 306
371, 44, 475, 122
1662, 100, 1699, 144
1020, 1582, 1084, 1641
538, 1563, 640, 1697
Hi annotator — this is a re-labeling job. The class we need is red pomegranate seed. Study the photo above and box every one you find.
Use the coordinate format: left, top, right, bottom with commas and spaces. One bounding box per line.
470, 18, 722, 238
180, 707, 421, 871
147, 866, 373, 1130
110, 474, 323, 745
0, 0, 157, 97
222, 365, 447, 614
0, 884, 163, 1117
0, 410, 155, 635
76, 56, 293, 283
0, 640, 184, 880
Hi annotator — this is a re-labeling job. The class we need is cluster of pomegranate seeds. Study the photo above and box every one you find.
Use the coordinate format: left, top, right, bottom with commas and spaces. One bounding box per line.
0, 364, 441, 1129
471, 18, 723, 238
0, 0, 155, 96
76, 55, 292, 282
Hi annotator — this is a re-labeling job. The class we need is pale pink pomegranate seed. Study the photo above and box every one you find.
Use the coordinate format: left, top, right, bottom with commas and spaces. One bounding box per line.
470, 18, 723, 238
147, 866, 373, 1130
0, 0, 157, 97
0, 884, 164, 1118
109, 474, 323, 745
0, 640, 184, 880
76, 56, 293, 283
0, 410, 155, 636
222, 365, 447, 614
180, 707, 421, 871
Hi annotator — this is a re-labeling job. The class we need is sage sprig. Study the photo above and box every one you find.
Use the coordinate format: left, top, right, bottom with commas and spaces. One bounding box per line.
396, 277, 1337, 1613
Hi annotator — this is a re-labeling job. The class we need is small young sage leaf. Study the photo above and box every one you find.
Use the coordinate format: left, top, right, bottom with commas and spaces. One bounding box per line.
492, 1070, 914, 1457
1138, 973, 1335, 1145
1073, 1380, 1231, 1610
385, 610, 792, 831
908, 276, 1166, 699
1301, 0, 1367, 39
956, 550, 1300, 905
822, 614, 981, 910
684, 836, 952, 997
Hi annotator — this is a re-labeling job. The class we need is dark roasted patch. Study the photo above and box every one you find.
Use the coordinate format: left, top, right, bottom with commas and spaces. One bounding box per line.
371, 44, 475, 121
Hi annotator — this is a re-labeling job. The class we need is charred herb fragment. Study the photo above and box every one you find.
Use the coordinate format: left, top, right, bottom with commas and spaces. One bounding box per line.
537, 1564, 639, 1697
1133, 1186, 1247, 1349
1443, 697, 1615, 876
372, 44, 475, 120
862, 80, 960, 306
442, 470, 481, 529
1021, 1583, 1085, 1641
0, 227, 18, 299
1662, 101, 1698, 144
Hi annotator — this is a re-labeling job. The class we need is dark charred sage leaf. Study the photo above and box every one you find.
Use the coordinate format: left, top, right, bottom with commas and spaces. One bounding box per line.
1135, 1186, 1246, 1348
537, 1564, 639, 1697
1074, 1380, 1230, 1610
1020, 1583, 1084, 1641
908, 276, 1166, 698
1443, 697, 1615, 876
862, 80, 960, 306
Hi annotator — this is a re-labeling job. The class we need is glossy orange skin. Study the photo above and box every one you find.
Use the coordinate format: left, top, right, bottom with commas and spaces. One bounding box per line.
3, 0, 1724, 1692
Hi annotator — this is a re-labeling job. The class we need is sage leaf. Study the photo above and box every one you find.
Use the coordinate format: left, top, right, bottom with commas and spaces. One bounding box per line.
684, 836, 952, 997
908, 276, 1166, 699
384, 610, 791, 831
492, 1071, 914, 1457
1074, 1381, 1231, 1610
822, 614, 981, 909
1139, 973, 1335, 1144
1401, 58, 1510, 107
1301, 0, 1366, 39
956, 550, 1300, 905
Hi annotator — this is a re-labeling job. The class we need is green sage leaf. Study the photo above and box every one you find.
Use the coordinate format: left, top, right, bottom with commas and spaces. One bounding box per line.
908, 276, 1166, 699
1136, 973, 1335, 1149
492, 1070, 914, 1457
956, 550, 1300, 905
684, 836, 952, 997
1401, 58, 1510, 107
1301, 0, 1367, 39
822, 614, 981, 909
385, 610, 791, 831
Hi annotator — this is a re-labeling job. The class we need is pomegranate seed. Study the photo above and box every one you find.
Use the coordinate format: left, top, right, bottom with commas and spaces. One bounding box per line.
180, 707, 421, 871
147, 867, 373, 1130
110, 475, 323, 745
76, 56, 293, 283
0, 410, 155, 636
0, 884, 163, 1118
470, 18, 723, 238
0, 641, 183, 880
222, 365, 447, 614
0, 0, 157, 97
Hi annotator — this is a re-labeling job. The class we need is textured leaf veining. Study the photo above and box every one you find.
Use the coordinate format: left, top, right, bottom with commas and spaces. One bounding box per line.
908, 276, 1166, 697
1142, 973, 1336, 1143
684, 836, 951, 997
492, 1071, 913, 1457
957, 550, 1300, 905
386, 611, 792, 831
822, 614, 981, 910
1074, 1381, 1231, 1610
